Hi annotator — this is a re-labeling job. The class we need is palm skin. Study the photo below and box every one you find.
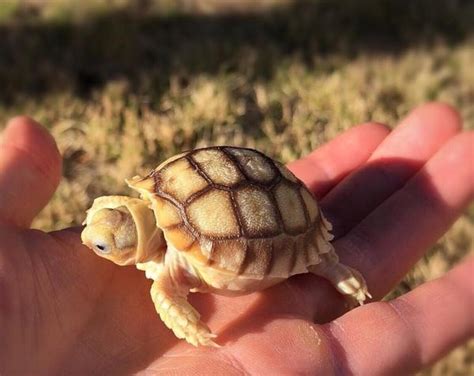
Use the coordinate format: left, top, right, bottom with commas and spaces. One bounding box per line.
0, 103, 472, 375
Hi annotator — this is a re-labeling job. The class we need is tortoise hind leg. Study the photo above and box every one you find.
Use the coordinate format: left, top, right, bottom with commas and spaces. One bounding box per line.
308, 251, 371, 306
150, 275, 219, 347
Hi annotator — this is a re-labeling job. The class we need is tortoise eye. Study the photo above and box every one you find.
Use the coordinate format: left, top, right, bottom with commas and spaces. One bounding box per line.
94, 243, 110, 254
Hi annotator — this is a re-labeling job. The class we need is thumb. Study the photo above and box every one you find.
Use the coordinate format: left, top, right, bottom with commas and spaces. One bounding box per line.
0, 116, 62, 228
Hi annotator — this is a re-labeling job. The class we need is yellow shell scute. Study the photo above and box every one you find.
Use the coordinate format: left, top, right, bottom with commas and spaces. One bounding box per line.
239, 239, 272, 275
275, 162, 299, 183
235, 186, 280, 237
160, 158, 208, 202
166, 226, 195, 250
186, 189, 240, 238
126, 175, 155, 193
264, 237, 293, 276
303, 234, 321, 265
157, 151, 188, 170
291, 238, 309, 274
209, 239, 247, 271
225, 148, 276, 183
192, 149, 243, 186
153, 197, 182, 228
300, 188, 319, 224
274, 182, 307, 233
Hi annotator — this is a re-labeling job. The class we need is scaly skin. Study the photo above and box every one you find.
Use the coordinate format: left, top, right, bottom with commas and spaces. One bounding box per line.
150, 280, 219, 347
309, 251, 371, 306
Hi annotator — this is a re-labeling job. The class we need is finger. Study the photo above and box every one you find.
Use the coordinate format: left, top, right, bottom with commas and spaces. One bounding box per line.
335, 131, 474, 298
220, 317, 334, 375
322, 102, 462, 237
157, 316, 335, 375
322, 257, 474, 375
288, 122, 390, 198
0, 116, 62, 227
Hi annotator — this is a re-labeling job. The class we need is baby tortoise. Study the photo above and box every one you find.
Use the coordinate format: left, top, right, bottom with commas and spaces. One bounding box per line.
81, 146, 370, 347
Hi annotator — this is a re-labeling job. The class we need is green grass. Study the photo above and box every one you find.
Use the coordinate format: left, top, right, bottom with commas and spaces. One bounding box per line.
0, 1, 472, 374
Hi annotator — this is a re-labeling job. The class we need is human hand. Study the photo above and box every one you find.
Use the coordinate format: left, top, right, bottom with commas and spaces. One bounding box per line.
0, 103, 472, 375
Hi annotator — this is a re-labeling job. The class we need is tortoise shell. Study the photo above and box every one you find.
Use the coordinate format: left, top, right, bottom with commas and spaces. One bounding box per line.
131, 147, 333, 278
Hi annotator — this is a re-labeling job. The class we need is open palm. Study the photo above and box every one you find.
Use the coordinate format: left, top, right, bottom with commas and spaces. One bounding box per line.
1, 103, 472, 375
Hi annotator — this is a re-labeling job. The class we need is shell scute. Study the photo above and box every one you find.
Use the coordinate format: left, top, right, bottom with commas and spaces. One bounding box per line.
192, 149, 243, 186
208, 239, 247, 271
268, 236, 297, 277
153, 197, 182, 228
274, 161, 299, 183
239, 239, 273, 276
274, 181, 307, 234
160, 158, 208, 202
234, 186, 280, 238
186, 189, 240, 238
300, 188, 319, 224
224, 147, 277, 184
166, 225, 196, 250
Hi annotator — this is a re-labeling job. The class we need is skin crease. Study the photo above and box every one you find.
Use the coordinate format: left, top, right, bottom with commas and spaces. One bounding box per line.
0, 103, 472, 375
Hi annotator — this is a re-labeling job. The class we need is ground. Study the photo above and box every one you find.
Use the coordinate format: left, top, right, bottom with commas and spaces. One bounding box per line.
0, 1, 472, 374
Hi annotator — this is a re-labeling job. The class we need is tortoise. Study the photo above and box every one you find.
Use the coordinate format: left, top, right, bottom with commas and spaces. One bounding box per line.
81, 146, 370, 347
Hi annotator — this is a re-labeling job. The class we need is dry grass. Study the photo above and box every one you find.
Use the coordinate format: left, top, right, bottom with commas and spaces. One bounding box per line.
0, 0, 472, 374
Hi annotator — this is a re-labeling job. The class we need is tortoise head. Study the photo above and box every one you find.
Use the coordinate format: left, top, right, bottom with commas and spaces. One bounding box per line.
81, 196, 166, 266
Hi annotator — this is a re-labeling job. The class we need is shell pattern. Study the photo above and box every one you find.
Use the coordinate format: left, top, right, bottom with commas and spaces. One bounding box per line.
144, 147, 333, 278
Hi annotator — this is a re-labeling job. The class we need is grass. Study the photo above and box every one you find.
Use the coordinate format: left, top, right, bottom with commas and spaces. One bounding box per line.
0, 1, 472, 374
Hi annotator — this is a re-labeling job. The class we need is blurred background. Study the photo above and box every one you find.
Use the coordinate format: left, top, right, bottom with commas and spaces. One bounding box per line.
0, 0, 472, 373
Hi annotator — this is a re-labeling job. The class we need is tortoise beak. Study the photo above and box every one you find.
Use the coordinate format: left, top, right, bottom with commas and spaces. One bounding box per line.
80, 229, 91, 249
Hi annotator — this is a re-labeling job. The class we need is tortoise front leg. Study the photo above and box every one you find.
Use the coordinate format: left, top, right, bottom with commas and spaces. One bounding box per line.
150, 272, 219, 347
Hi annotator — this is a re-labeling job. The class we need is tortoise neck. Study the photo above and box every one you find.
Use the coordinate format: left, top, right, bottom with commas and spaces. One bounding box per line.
135, 226, 166, 264
122, 197, 166, 265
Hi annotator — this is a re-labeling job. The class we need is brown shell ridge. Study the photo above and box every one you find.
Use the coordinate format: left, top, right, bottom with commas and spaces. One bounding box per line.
265, 241, 275, 275
265, 235, 311, 278
189, 149, 247, 239
186, 155, 214, 185
265, 225, 333, 278
238, 239, 273, 279
147, 146, 336, 279
237, 241, 250, 275
297, 188, 311, 229
220, 147, 247, 176
286, 239, 298, 275
246, 236, 295, 278
221, 147, 282, 190
191, 227, 334, 278
154, 190, 202, 240
184, 185, 214, 205
151, 162, 245, 241
229, 189, 247, 238
307, 231, 322, 265
265, 185, 287, 238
